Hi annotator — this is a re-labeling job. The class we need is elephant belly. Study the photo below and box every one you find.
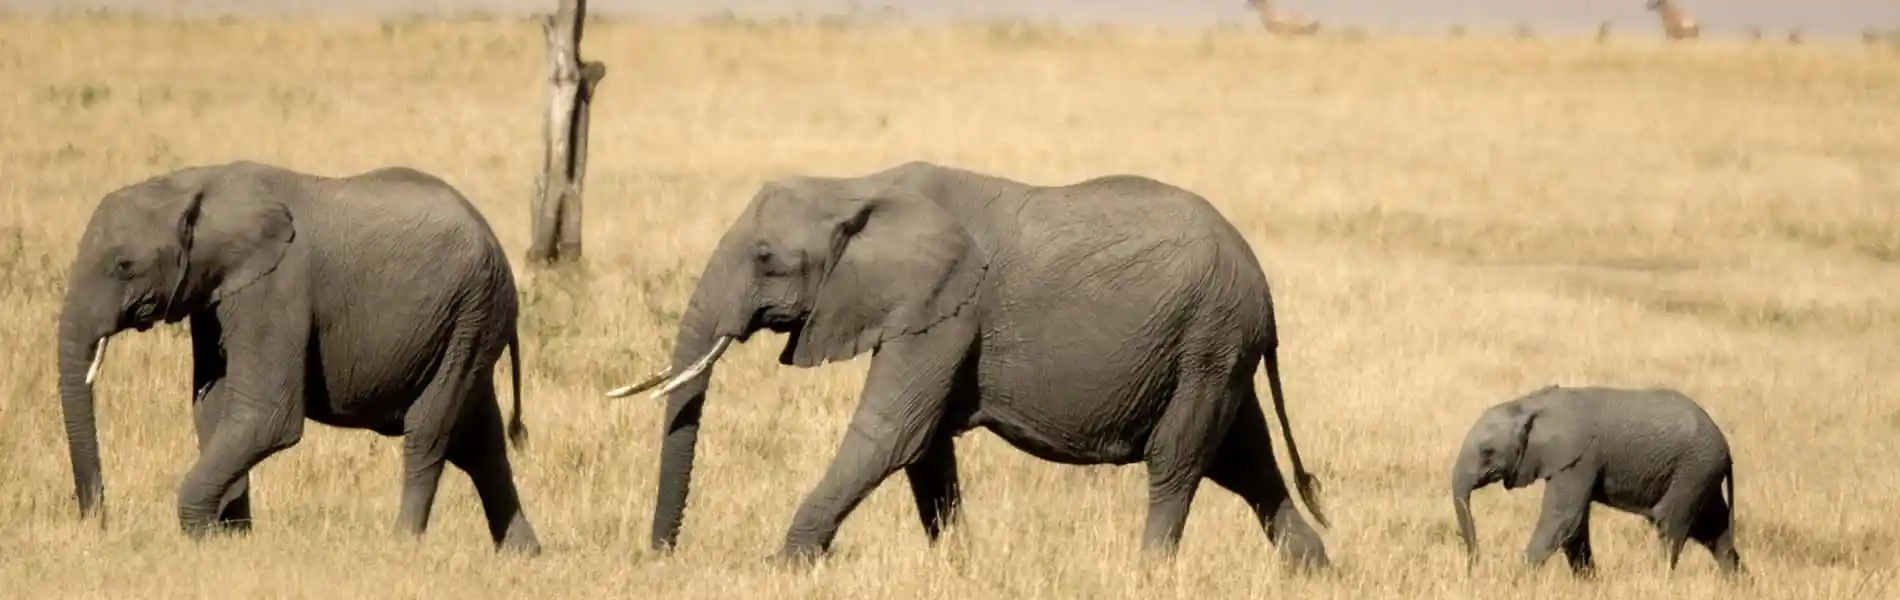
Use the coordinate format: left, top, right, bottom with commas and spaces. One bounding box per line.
975, 410, 1147, 465
969, 345, 1175, 466
1594, 460, 1681, 517
304, 401, 410, 436
303, 371, 425, 436
301, 324, 453, 436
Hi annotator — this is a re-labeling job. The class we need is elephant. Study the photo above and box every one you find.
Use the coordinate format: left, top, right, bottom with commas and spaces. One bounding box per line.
1451, 384, 1742, 576
57, 160, 541, 554
605, 160, 1333, 567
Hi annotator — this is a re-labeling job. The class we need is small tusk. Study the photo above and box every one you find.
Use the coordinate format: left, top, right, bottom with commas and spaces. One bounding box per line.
84, 338, 109, 386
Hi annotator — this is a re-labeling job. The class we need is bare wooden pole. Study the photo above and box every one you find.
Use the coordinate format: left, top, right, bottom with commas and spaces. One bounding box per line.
528, 0, 606, 265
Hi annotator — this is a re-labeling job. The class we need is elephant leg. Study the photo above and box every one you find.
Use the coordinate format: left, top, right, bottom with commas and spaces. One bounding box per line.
1560, 504, 1596, 576
177, 384, 305, 539
175, 281, 310, 539
1649, 477, 1714, 571
191, 381, 253, 532
1136, 367, 1239, 558
394, 338, 480, 538
777, 325, 970, 564
188, 312, 249, 530
1204, 389, 1329, 570
1522, 469, 1594, 572
903, 429, 961, 544
1688, 491, 1743, 574
445, 373, 542, 556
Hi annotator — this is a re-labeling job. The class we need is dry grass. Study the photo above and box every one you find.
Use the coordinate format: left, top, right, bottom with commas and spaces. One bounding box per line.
2, 12, 1898, 600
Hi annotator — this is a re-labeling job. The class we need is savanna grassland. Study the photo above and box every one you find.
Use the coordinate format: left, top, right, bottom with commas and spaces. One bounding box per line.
1, 11, 1897, 600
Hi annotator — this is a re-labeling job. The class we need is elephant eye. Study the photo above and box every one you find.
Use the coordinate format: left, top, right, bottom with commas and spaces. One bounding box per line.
110, 257, 136, 280
753, 244, 796, 276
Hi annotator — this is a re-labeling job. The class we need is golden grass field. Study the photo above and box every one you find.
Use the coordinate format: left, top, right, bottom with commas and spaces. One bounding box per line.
1, 11, 1897, 599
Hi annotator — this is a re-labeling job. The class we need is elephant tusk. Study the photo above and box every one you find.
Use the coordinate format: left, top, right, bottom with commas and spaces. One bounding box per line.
603, 336, 734, 399
604, 371, 670, 398
84, 338, 109, 386
650, 336, 733, 398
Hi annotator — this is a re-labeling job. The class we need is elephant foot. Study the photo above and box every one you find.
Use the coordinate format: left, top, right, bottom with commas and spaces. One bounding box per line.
498, 538, 542, 558
1270, 517, 1331, 573
216, 518, 255, 536
178, 502, 235, 541
1513, 560, 1548, 582
391, 521, 427, 539
1276, 533, 1330, 573
496, 520, 543, 557
1282, 548, 1331, 574
178, 516, 248, 541
769, 544, 827, 570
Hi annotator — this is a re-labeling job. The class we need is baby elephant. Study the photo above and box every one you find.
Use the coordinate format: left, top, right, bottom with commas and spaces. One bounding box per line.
1450, 384, 1742, 575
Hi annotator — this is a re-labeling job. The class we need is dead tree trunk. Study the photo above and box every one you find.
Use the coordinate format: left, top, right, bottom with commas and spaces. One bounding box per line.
528, 0, 606, 265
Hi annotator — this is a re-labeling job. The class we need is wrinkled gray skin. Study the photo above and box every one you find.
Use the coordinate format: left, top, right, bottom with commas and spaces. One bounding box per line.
1451, 385, 1742, 576
617, 161, 1331, 567
58, 161, 540, 554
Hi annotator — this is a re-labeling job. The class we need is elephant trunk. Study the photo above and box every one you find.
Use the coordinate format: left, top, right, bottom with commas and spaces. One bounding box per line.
647, 328, 718, 551
647, 241, 755, 552
56, 289, 114, 522
1451, 440, 1484, 568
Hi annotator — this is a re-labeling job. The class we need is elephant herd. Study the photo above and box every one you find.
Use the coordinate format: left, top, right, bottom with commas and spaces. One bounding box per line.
54, 158, 1744, 578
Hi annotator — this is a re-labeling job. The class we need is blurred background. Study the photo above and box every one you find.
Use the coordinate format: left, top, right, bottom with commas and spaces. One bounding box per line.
8, 0, 1898, 38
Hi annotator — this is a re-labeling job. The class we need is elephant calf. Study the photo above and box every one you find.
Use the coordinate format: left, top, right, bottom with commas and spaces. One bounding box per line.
1451, 384, 1742, 575
57, 161, 540, 554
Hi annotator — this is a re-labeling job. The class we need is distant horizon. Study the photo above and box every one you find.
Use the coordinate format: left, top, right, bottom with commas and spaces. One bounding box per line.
6, 0, 1898, 38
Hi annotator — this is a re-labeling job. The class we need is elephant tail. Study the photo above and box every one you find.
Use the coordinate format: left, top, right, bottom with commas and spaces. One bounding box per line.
505, 329, 529, 449
1262, 346, 1331, 531
1724, 460, 1735, 522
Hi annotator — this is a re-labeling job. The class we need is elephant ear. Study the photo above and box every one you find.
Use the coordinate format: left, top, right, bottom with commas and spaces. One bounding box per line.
784, 190, 984, 368
1504, 405, 1589, 489
183, 172, 297, 304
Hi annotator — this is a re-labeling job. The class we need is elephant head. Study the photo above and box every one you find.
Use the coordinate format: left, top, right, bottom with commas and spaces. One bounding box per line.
1449, 387, 1585, 568
606, 173, 986, 551
57, 162, 296, 521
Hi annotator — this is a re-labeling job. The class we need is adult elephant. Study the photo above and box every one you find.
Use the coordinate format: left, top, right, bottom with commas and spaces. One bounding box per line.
608, 161, 1333, 567
57, 160, 541, 554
